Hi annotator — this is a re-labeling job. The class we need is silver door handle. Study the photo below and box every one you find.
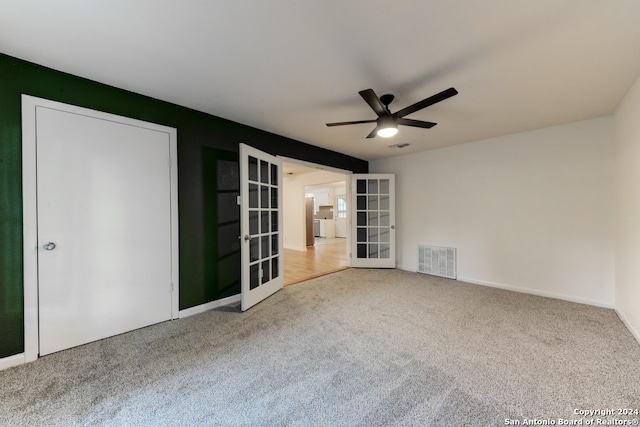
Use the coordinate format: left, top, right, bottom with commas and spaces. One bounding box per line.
390, 225, 395, 230
244, 235, 252, 241
43, 242, 56, 251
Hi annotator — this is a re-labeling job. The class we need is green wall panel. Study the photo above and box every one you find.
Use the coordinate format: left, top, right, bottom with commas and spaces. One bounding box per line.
0, 53, 367, 358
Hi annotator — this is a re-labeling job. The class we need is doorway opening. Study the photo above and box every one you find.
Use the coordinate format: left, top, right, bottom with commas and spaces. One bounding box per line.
281, 159, 351, 286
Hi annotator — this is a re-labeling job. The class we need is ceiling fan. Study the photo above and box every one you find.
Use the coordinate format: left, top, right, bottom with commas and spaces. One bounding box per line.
326, 87, 458, 138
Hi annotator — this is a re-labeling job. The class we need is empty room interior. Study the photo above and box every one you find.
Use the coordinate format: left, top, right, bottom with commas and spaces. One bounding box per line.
1, 2, 640, 425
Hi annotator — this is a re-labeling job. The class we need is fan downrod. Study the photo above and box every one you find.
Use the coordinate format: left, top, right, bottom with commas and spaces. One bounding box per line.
380, 94, 395, 111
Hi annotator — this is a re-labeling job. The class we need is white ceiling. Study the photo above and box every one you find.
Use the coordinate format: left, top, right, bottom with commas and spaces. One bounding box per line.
2, 1, 640, 161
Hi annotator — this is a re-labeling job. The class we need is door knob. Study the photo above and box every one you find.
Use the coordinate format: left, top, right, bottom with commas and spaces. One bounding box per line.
244, 235, 252, 241
43, 242, 56, 251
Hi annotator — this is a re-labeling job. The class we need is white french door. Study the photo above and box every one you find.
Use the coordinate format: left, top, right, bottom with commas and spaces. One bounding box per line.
239, 144, 283, 311
351, 174, 396, 268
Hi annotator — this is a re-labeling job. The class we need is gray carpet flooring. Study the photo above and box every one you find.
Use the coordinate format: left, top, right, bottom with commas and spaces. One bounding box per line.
1, 269, 639, 426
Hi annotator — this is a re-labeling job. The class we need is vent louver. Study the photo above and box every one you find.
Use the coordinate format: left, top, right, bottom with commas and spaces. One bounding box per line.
417, 245, 457, 279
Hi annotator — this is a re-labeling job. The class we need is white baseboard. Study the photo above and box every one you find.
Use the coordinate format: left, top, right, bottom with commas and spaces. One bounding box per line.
0, 353, 26, 371
179, 294, 241, 318
1, 295, 243, 371
284, 244, 307, 251
615, 308, 640, 347
457, 276, 614, 308
400, 265, 615, 309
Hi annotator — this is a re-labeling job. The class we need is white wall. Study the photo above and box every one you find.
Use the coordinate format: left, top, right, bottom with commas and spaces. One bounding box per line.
283, 170, 347, 251
613, 73, 640, 342
371, 117, 615, 307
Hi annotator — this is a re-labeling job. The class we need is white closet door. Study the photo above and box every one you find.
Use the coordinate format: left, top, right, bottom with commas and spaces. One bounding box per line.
36, 105, 174, 355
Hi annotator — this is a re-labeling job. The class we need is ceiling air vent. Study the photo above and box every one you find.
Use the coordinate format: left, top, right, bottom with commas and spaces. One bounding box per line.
417, 245, 456, 279
389, 143, 410, 149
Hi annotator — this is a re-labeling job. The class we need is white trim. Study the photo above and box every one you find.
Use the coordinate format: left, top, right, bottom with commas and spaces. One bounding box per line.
456, 276, 614, 309
278, 156, 353, 175
284, 244, 308, 252
22, 97, 39, 363
0, 353, 26, 371
179, 294, 241, 318
169, 129, 180, 320
401, 265, 618, 309
615, 308, 640, 347
21, 94, 179, 362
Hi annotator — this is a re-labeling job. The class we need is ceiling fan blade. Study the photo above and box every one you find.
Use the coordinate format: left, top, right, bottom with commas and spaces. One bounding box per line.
326, 119, 377, 127
397, 118, 437, 129
394, 87, 458, 118
366, 126, 379, 139
359, 89, 387, 117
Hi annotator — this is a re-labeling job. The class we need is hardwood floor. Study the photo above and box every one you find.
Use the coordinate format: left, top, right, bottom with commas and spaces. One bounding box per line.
283, 239, 348, 286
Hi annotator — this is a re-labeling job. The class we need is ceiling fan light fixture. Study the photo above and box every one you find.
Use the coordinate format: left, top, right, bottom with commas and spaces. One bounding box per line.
377, 126, 398, 137
377, 116, 398, 137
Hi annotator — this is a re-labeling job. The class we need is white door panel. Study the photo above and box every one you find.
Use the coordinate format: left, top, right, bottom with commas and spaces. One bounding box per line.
240, 144, 283, 311
351, 174, 396, 268
36, 106, 174, 355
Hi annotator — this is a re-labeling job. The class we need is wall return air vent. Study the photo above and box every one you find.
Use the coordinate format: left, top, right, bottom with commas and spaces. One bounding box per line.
417, 245, 457, 279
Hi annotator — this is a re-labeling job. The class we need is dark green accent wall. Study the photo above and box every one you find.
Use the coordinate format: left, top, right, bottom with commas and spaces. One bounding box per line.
0, 53, 368, 358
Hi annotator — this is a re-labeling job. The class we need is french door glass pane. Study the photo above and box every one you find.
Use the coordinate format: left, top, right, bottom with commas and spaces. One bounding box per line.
380, 211, 390, 226
261, 186, 269, 208
357, 244, 367, 258
250, 264, 259, 289
368, 196, 378, 210
250, 238, 259, 262
261, 260, 270, 284
261, 211, 269, 233
380, 244, 390, 258
249, 157, 258, 182
261, 236, 269, 259
368, 244, 379, 258
249, 211, 259, 235
260, 160, 269, 183
249, 184, 258, 208
357, 212, 366, 226
368, 179, 378, 194
380, 195, 389, 210
368, 212, 378, 226
380, 179, 390, 194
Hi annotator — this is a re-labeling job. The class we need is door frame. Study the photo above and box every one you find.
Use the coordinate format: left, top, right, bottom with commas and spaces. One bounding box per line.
278, 156, 353, 267
21, 95, 180, 363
